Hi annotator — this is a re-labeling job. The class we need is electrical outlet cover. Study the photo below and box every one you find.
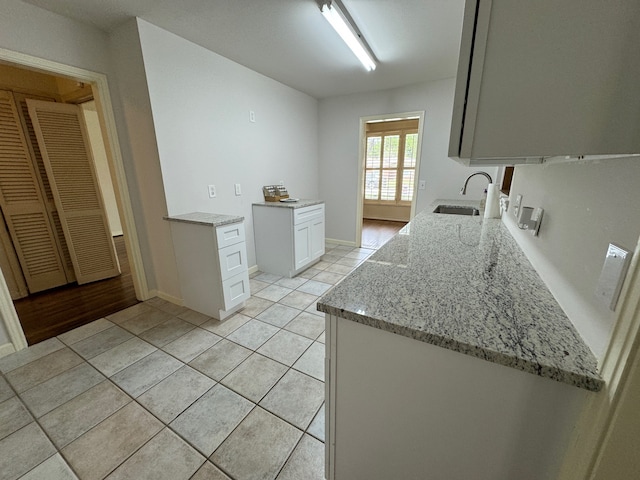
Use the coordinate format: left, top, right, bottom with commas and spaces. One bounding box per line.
595, 243, 632, 310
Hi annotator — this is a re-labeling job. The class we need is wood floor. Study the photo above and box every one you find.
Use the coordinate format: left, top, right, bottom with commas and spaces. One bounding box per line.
361, 218, 407, 249
14, 236, 139, 345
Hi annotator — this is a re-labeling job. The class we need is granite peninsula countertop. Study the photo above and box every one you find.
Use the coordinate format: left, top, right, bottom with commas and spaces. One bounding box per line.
252, 199, 324, 209
318, 200, 603, 391
164, 212, 244, 227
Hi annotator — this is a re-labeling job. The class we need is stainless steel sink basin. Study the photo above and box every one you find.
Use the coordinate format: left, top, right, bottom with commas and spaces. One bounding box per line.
433, 205, 480, 216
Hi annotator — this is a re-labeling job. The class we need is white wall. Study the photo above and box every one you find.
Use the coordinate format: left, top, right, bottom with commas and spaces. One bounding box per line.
81, 101, 123, 236
318, 77, 498, 243
504, 158, 640, 359
136, 19, 319, 267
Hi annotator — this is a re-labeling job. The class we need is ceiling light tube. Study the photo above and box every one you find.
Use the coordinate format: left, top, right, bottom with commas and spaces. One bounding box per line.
321, 2, 376, 71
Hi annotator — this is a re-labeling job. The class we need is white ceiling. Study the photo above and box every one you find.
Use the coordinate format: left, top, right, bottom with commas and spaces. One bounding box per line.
20, 0, 466, 99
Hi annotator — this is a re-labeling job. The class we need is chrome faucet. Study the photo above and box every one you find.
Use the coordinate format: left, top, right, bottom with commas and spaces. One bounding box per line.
459, 171, 493, 195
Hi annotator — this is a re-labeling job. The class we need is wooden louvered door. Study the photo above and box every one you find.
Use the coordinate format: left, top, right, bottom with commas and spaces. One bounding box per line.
0, 90, 68, 292
13, 92, 76, 283
27, 99, 120, 285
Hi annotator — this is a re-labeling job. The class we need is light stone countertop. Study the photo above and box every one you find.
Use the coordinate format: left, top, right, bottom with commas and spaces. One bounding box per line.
318, 199, 603, 391
252, 199, 324, 209
164, 212, 244, 227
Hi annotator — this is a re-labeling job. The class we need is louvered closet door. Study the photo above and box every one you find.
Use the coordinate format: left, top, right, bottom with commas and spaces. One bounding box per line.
13, 92, 76, 283
27, 99, 120, 285
0, 90, 68, 292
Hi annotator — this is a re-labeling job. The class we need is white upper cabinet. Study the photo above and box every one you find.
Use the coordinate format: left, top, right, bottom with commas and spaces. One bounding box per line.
449, 0, 640, 165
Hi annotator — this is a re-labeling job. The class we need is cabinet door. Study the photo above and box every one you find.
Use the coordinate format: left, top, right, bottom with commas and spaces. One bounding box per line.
294, 222, 311, 270
310, 217, 325, 260
218, 242, 248, 281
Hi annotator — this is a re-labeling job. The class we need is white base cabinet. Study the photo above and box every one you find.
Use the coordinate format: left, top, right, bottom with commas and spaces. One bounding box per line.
169, 219, 250, 320
253, 202, 325, 278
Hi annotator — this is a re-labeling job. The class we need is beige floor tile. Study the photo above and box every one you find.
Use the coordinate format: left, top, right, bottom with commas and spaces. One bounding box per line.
227, 320, 279, 350
296, 280, 331, 296
0, 397, 32, 441
284, 312, 325, 340
191, 461, 231, 480
20, 362, 104, 417
311, 260, 332, 270
211, 407, 302, 480
0, 337, 64, 374
324, 263, 353, 275
137, 366, 215, 424
110, 350, 182, 397
89, 337, 157, 377
106, 302, 154, 325
0, 376, 14, 403
305, 301, 324, 317
105, 428, 205, 480
62, 402, 162, 480
202, 313, 252, 337
249, 279, 270, 294
221, 353, 287, 402
279, 291, 318, 311
292, 342, 324, 381
276, 434, 324, 480
144, 297, 187, 316
238, 297, 274, 318
307, 404, 325, 442
334, 257, 361, 268
259, 370, 325, 430
257, 330, 313, 367
189, 339, 252, 381
40, 381, 131, 449
256, 304, 301, 328
320, 253, 341, 263
0, 423, 57, 480
5, 348, 83, 393
119, 309, 174, 335
296, 267, 322, 279
139, 317, 196, 347
178, 309, 212, 326
253, 272, 282, 283
316, 331, 326, 344
162, 328, 222, 363
311, 271, 344, 285
254, 284, 293, 302
69, 326, 133, 360
169, 384, 253, 456
19, 453, 78, 480
57, 318, 114, 346
275, 277, 308, 290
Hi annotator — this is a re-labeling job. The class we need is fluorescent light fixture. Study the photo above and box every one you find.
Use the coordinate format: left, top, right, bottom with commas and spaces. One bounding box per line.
320, 1, 376, 71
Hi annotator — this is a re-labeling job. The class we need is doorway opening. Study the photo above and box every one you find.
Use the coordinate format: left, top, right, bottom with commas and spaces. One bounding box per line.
356, 111, 425, 249
0, 52, 148, 350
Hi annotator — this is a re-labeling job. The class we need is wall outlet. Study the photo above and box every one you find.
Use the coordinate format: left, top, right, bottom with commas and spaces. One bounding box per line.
249, 110, 256, 123
279, 180, 285, 187
234, 183, 242, 196
208, 185, 216, 198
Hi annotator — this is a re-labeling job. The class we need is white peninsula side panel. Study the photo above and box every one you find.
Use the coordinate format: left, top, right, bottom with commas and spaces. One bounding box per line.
169, 219, 249, 320
326, 315, 588, 480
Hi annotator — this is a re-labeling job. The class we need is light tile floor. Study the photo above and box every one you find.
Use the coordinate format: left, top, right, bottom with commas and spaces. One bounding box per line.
0, 243, 374, 480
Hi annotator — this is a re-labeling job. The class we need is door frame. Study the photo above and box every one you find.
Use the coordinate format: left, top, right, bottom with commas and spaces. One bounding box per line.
355, 110, 425, 248
0, 47, 149, 354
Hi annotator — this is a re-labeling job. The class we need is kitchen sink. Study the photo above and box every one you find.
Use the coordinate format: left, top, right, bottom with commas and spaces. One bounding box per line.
433, 205, 480, 216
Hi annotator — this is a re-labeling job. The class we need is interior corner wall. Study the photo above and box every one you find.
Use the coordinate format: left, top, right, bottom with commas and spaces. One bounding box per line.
107, 18, 181, 300
503, 158, 640, 359
135, 19, 319, 267
317, 77, 498, 243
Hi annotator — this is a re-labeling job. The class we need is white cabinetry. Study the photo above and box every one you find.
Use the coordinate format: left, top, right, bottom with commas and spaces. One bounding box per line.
169, 217, 250, 320
449, 0, 640, 165
253, 202, 325, 278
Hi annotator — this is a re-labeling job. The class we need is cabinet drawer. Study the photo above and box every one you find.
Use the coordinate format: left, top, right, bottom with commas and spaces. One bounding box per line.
293, 204, 324, 225
222, 271, 250, 309
218, 242, 248, 281
216, 222, 245, 249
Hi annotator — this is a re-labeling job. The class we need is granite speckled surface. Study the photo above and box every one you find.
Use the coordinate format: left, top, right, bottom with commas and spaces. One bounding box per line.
318, 200, 603, 392
252, 199, 324, 209
164, 212, 243, 227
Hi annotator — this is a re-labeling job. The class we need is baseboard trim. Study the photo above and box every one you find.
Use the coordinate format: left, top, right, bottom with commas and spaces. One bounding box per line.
0, 342, 16, 359
363, 216, 410, 223
248, 265, 259, 275
148, 289, 184, 306
326, 238, 357, 248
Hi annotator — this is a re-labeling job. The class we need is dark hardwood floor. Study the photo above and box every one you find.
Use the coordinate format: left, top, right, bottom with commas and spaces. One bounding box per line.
361, 218, 407, 249
14, 236, 139, 345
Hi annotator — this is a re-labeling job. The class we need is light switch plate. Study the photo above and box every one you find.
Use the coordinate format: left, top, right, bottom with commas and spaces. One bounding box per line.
595, 243, 632, 310
513, 194, 522, 218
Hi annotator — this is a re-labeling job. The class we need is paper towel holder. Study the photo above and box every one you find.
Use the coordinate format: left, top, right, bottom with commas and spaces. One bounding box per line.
517, 207, 544, 236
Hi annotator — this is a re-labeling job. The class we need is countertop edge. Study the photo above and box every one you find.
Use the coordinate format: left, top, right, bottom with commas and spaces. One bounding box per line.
252, 199, 324, 209
164, 213, 244, 227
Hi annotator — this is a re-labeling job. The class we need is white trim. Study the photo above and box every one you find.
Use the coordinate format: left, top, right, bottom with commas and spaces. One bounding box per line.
248, 265, 259, 275
0, 47, 150, 351
0, 342, 16, 359
557, 235, 640, 479
356, 111, 425, 248
326, 238, 357, 248
148, 289, 183, 306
